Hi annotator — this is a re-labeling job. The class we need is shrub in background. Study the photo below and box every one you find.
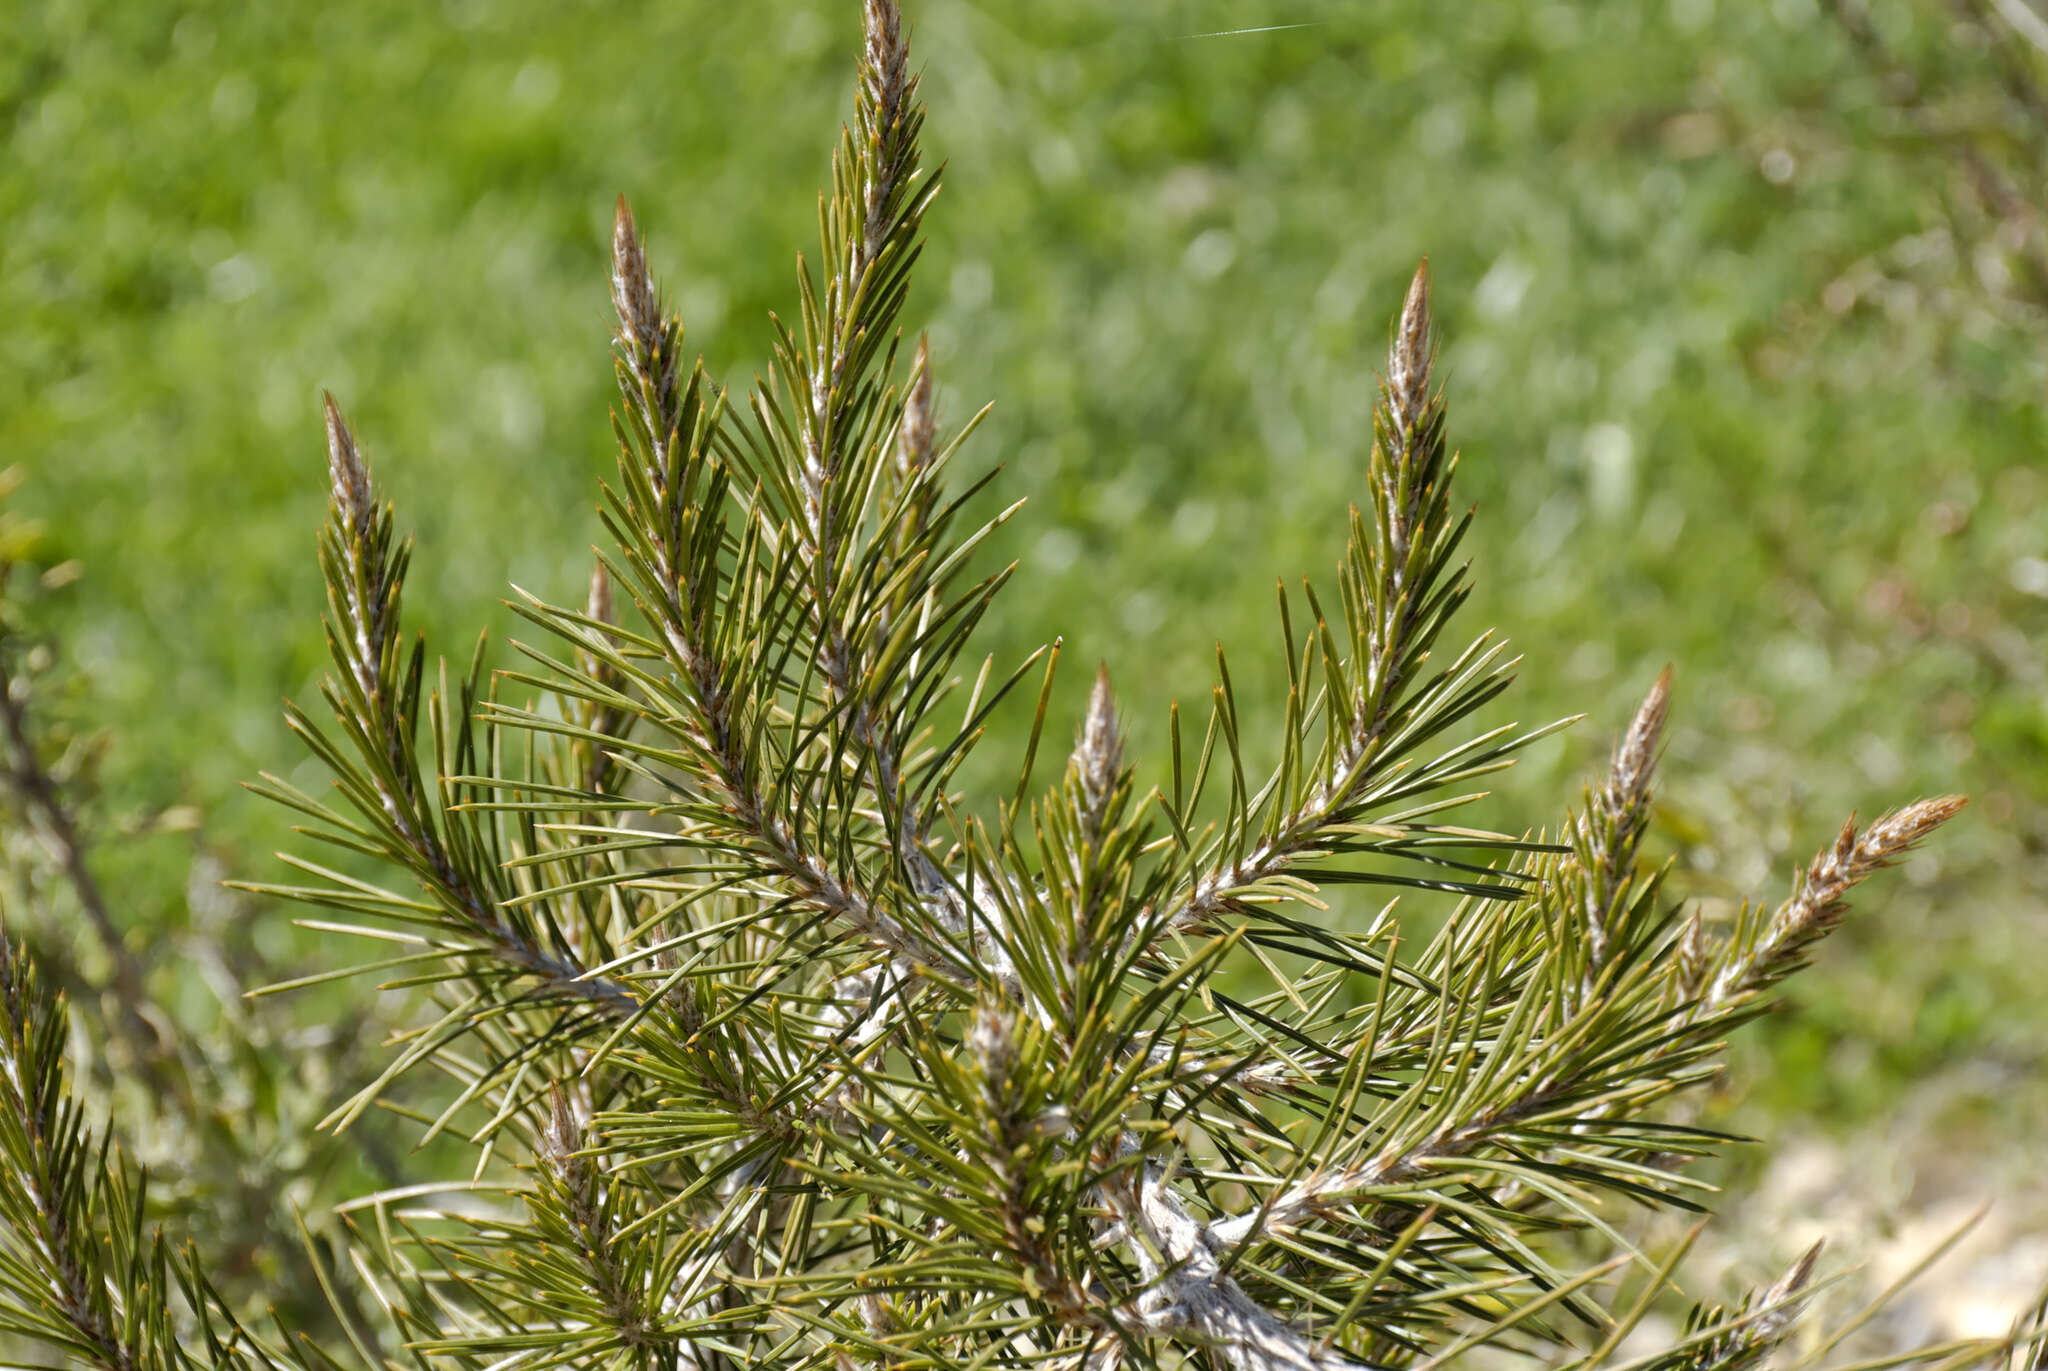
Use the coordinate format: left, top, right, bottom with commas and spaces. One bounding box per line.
1, 4, 2039, 1369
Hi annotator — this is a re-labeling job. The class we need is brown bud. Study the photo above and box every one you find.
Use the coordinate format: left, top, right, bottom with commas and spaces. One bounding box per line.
862, 0, 910, 134
1675, 909, 1712, 1002
1752, 1239, 1824, 1343
539, 1083, 584, 1175
1605, 666, 1672, 822
1865, 794, 1968, 853
322, 392, 374, 538
898, 334, 936, 476
610, 195, 662, 360
586, 562, 614, 630
1074, 664, 1123, 819
1386, 260, 1433, 437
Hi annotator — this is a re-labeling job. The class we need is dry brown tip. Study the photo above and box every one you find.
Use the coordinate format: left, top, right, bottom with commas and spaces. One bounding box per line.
1771, 1239, 1824, 1300
1387, 259, 1434, 430
322, 392, 373, 534
1753, 1238, 1825, 1341
863, 0, 908, 103
1675, 908, 1712, 1000
865, 0, 902, 45
898, 333, 936, 475
1871, 794, 1967, 850
610, 195, 660, 355
1076, 664, 1124, 812
857, 0, 916, 250
1830, 813, 1860, 867
1610, 665, 1672, 805
1748, 793, 1967, 993
540, 1082, 583, 1167
1804, 795, 1963, 901
611, 194, 639, 275
587, 562, 614, 629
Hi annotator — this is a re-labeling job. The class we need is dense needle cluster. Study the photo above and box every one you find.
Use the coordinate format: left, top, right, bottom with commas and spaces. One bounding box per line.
0, 4, 2039, 1371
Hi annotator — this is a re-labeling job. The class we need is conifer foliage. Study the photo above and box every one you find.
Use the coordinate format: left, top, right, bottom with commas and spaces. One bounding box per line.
1, 4, 2041, 1370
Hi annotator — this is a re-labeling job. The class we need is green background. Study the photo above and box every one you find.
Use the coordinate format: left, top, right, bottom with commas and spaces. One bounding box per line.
7, 0, 2046, 1295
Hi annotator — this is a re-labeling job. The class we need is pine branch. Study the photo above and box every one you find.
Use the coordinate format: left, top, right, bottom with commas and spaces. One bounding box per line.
1701, 795, 1966, 1012
755, 0, 949, 885
1196, 686, 1944, 1268
1573, 668, 1670, 997
0, 939, 137, 1371
285, 396, 640, 1017
0, 934, 292, 1371
1631, 1242, 1825, 1371
237, 6, 1990, 1368
1161, 265, 1542, 944
600, 197, 972, 988
526, 1087, 668, 1361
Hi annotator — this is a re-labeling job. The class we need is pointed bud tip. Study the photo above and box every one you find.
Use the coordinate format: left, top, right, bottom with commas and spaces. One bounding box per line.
1605, 667, 1672, 813
586, 562, 614, 626
1634, 666, 1673, 727
321, 393, 373, 527
611, 194, 640, 257
864, 0, 904, 47
898, 333, 937, 473
320, 390, 347, 452
1876, 794, 1967, 847
1075, 663, 1125, 811
1085, 663, 1118, 729
1386, 258, 1435, 426
1911, 794, 1968, 822
1771, 1239, 1824, 1299
610, 196, 661, 353
1624, 665, 1673, 746
1402, 259, 1431, 330
860, 0, 913, 139
908, 333, 933, 403
541, 1082, 583, 1164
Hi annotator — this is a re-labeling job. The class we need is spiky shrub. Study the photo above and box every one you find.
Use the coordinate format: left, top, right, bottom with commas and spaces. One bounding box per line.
1, 4, 2040, 1370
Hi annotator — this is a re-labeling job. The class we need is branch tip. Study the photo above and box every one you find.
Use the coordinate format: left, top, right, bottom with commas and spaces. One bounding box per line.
587, 562, 614, 629
1675, 908, 1711, 1001
899, 333, 936, 475
1710, 794, 1965, 1008
540, 1082, 584, 1172
322, 392, 374, 536
1608, 665, 1672, 810
1752, 1239, 1825, 1344
610, 195, 662, 358
1075, 664, 1124, 815
1387, 259, 1434, 431
1773, 1239, 1823, 1299
863, 0, 910, 118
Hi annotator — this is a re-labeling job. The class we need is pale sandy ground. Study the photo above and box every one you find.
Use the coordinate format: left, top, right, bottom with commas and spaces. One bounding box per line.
1619, 1131, 2048, 1361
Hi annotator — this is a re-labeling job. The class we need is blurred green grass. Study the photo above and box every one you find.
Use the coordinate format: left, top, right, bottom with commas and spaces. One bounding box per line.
6, 0, 2046, 1165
